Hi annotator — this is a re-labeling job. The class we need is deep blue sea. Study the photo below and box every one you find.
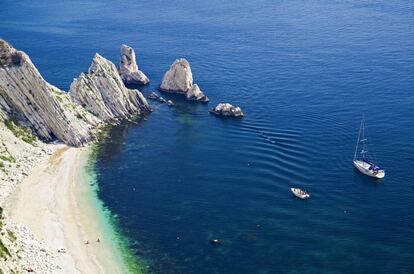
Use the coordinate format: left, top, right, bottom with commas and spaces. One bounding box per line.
2, 0, 414, 273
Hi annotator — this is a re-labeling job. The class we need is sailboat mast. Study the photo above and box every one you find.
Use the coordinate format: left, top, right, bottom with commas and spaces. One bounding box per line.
361, 117, 367, 161
354, 118, 363, 160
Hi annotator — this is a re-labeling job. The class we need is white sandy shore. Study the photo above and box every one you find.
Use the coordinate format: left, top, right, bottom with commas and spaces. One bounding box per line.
5, 146, 126, 273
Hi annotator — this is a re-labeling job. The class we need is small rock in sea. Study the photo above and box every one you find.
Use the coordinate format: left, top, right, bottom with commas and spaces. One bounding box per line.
147, 92, 160, 100
210, 239, 223, 245
167, 100, 175, 106
158, 96, 167, 103
210, 103, 244, 117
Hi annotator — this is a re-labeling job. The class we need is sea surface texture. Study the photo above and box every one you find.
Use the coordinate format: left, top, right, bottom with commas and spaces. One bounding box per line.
1, 0, 414, 273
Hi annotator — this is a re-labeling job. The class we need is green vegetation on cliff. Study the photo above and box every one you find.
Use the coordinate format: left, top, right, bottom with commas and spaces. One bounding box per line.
4, 119, 36, 145
0, 207, 11, 260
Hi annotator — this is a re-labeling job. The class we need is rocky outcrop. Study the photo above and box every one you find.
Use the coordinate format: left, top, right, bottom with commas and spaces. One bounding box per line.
147, 91, 166, 103
118, 44, 149, 85
210, 103, 244, 117
0, 39, 151, 147
69, 53, 150, 122
160, 58, 208, 102
147, 91, 159, 100
0, 39, 100, 146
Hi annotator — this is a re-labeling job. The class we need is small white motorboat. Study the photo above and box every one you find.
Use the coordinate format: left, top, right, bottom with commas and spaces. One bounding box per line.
353, 117, 385, 179
291, 188, 310, 199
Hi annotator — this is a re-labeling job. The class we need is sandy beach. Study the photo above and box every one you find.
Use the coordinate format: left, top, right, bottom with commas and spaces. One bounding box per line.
5, 145, 127, 274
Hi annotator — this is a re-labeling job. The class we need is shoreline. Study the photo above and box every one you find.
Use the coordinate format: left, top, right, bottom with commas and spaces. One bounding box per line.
4, 145, 133, 273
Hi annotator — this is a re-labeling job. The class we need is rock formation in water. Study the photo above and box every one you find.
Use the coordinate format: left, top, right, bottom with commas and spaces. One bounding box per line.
147, 91, 166, 103
118, 44, 149, 85
160, 58, 208, 102
147, 91, 159, 100
0, 39, 100, 146
0, 39, 151, 147
167, 100, 175, 107
210, 103, 244, 117
69, 53, 151, 122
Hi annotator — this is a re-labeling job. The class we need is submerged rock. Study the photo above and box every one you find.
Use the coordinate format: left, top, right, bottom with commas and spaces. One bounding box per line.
147, 92, 159, 100
118, 44, 149, 85
69, 53, 151, 122
210, 239, 223, 245
0, 39, 100, 146
167, 100, 175, 106
147, 91, 166, 103
160, 58, 208, 102
210, 103, 244, 117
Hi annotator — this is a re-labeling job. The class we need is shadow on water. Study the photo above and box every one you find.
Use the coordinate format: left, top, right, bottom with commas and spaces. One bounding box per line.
94, 116, 148, 161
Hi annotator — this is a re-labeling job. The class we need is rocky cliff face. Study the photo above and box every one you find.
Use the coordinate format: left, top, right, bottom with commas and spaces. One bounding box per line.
160, 58, 209, 102
0, 39, 99, 146
69, 53, 150, 122
0, 39, 151, 147
118, 44, 149, 85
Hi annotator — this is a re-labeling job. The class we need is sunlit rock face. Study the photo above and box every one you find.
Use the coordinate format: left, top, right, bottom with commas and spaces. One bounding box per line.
0, 39, 99, 146
160, 58, 208, 102
0, 39, 152, 147
69, 53, 151, 122
118, 44, 149, 85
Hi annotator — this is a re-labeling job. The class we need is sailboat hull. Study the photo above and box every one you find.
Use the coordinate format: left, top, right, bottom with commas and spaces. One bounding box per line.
353, 160, 385, 179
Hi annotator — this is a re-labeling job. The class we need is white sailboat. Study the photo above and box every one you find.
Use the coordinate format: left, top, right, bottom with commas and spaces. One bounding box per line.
353, 117, 385, 179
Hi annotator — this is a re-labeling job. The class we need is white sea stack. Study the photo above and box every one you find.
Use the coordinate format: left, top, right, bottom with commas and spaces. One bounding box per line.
210, 103, 244, 117
0, 39, 100, 146
69, 53, 151, 122
160, 58, 208, 102
119, 44, 149, 85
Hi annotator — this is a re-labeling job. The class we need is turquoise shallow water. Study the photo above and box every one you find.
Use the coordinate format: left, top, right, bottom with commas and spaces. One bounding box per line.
83, 149, 144, 273
1, 0, 414, 273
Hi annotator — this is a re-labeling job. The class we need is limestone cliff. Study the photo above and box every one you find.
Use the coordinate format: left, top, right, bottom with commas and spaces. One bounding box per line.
0, 39, 99, 146
160, 58, 209, 102
69, 53, 150, 122
119, 44, 149, 85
